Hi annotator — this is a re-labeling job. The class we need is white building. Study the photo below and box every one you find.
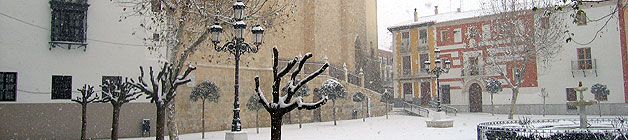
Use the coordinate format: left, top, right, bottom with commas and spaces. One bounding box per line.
389, 1, 628, 115
0, 0, 160, 139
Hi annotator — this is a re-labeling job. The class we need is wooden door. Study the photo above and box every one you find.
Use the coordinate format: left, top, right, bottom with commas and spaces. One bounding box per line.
420, 82, 431, 105
403, 83, 413, 102
469, 83, 483, 112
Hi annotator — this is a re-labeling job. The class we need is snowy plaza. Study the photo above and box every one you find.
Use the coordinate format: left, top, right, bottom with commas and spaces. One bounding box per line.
123, 109, 627, 140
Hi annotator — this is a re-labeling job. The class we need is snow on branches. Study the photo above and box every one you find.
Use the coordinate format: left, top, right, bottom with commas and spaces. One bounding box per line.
485, 78, 503, 94
255, 47, 329, 114
352, 91, 366, 103
318, 79, 347, 101
100, 78, 142, 105
131, 62, 196, 106
72, 84, 99, 105
254, 47, 329, 140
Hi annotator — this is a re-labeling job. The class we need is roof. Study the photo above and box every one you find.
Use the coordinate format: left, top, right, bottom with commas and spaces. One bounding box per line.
387, 10, 486, 31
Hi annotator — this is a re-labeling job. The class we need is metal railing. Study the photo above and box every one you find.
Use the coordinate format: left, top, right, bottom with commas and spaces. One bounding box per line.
428, 101, 458, 116
477, 118, 628, 140
403, 102, 430, 117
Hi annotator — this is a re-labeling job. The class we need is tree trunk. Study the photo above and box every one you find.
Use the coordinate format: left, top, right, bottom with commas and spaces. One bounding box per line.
298, 110, 302, 129
256, 110, 259, 134
156, 104, 166, 140
202, 100, 205, 139
508, 88, 519, 119
491, 93, 494, 116
332, 100, 337, 126
362, 101, 365, 122
385, 102, 388, 119
167, 100, 179, 140
270, 115, 283, 140
111, 105, 121, 140
81, 103, 87, 140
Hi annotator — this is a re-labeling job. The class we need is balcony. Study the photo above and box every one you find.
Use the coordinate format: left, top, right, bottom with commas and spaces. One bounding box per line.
570, 59, 597, 77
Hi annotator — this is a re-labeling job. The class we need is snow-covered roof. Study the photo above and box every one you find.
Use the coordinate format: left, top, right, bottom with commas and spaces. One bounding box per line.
387, 10, 486, 31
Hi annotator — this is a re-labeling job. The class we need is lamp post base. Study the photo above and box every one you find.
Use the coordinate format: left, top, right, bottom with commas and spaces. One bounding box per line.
225, 131, 248, 140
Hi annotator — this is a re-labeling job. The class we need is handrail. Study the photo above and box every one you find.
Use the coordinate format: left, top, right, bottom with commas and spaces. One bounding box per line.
428, 101, 458, 116
404, 102, 430, 117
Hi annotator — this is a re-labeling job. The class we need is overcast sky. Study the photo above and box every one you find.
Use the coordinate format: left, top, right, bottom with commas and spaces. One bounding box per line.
377, 0, 483, 51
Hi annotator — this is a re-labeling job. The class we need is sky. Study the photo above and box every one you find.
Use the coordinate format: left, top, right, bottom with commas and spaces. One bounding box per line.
377, 0, 483, 51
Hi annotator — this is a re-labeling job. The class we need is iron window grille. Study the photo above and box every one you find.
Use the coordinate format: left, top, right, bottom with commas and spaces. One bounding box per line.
52, 75, 72, 99
49, 0, 89, 51
0, 72, 17, 101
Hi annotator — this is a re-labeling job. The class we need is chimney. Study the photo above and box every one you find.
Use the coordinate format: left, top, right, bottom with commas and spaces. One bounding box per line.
434, 6, 439, 15
413, 8, 418, 22
457, 8, 461, 12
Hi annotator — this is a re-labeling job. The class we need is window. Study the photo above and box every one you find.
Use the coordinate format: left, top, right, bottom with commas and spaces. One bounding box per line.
468, 26, 478, 38
468, 57, 480, 76
419, 54, 429, 73
576, 12, 587, 25
577, 48, 592, 70
0, 72, 17, 101
102, 76, 122, 97
52, 75, 72, 99
482, 25, 491, 40
419, 29, 428, 45
453, 28, 462, 43
440, 30, 449, 42
566, 88, 577, 110
49, 0, 89, 44
402, 56, 411, 76
401, 32, 410, 52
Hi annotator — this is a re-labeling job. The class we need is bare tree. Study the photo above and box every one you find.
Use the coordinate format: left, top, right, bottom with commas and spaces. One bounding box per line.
101, 78, 142, 140
189, 81, 221, 139
254, 47, 329, 140
318, 79, 347, 126
480, 0, 566, 119
114, 0, 295, 139
352, 91, 366, 122
380, 89, 393, 119
246, 94, 263, 134
71, 84, 99, 140
281, 80, 309, 128
129, 63, 195, 140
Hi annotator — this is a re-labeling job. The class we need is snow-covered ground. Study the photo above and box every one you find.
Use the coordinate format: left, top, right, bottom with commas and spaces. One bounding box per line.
123, 109, 621, 140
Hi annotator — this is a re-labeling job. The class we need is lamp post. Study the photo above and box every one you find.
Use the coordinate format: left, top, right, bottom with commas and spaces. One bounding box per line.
424, 48, 450, 112
209, 0, 265, 133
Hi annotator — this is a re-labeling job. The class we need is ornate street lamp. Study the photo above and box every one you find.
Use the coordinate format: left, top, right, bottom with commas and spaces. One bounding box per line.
424, 48, 450, 112
209, 0, 265, 133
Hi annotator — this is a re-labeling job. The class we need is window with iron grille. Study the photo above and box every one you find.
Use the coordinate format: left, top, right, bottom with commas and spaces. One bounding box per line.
49, 0, 89, 44
577, 48, 592, 70
52, 75, 72, 99
0, 72, 17, 101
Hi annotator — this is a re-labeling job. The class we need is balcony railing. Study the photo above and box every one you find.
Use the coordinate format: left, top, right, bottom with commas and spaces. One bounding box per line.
570, 59, 597, 77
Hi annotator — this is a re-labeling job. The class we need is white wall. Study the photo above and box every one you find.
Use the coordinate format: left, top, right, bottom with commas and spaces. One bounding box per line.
0, 0, 161, 103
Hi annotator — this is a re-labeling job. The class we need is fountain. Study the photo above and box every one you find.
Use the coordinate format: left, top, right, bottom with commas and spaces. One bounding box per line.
476, 82, 627, 139
567, 81, 597, 128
